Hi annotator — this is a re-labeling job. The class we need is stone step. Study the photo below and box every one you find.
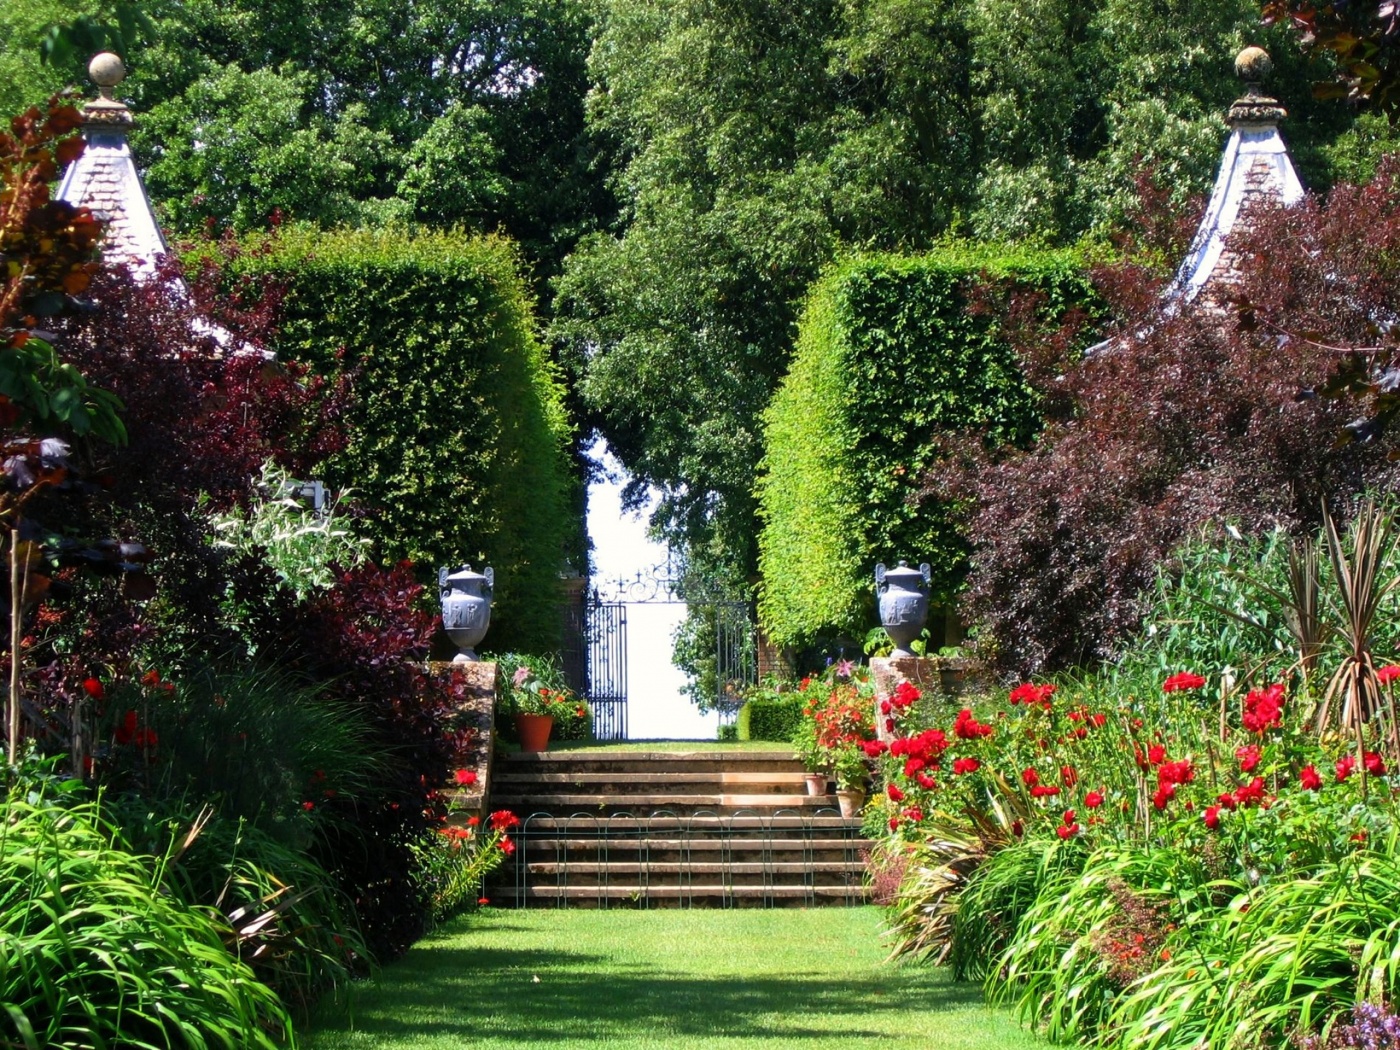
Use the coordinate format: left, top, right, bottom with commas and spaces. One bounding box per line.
498, 752, 802, 775
522, 837, 866, 852
525, 860, 862, 877
493, 884, 868, 903
493, 771, 813, 787
492, 793, 834, 811
510, 814, 860, 831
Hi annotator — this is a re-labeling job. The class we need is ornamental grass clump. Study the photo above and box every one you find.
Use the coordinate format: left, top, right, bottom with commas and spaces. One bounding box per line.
0, 782, 290, 1049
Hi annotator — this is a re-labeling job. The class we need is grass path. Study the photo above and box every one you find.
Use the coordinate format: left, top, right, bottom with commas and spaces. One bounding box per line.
305, 907, 1043, 1050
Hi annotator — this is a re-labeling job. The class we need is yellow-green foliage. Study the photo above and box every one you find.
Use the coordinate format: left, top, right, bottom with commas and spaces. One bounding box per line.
757, 247, 1096, 649
229, 227, 575, 650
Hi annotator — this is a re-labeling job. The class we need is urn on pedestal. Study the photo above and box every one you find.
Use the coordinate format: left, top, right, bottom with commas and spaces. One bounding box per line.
875, 561, 931, 658
440, 565, 494, 662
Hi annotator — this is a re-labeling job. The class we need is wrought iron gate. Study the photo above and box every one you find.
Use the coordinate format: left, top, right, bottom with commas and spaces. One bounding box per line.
582, 560, 757, 739
585, 597, 628, 740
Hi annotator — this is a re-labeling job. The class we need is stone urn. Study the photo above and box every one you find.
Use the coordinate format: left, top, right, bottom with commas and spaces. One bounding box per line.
440, 565, 494, 661
875, 561, 932, 658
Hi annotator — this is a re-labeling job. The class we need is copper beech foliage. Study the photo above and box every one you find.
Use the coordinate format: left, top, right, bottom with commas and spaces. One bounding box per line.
931, 163, 1400, 674
1262, 1, 1400, 114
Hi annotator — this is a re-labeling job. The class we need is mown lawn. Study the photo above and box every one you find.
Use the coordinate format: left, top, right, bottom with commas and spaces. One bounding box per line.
305, 906, 1043, 1050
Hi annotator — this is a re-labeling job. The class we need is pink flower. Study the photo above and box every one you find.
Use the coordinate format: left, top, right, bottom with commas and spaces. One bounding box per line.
512, 666, 531, 688
1162, 672, 1207, 693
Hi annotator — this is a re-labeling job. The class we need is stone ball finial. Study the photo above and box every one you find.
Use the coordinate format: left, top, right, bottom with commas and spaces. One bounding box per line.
89, 52, 125, 95
1235, 46, 1272, 83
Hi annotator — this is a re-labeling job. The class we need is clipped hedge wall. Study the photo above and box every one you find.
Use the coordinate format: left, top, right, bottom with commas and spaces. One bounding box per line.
757, 247, 1096, 649
227, 228, 574, 651
736, 695, 806, 742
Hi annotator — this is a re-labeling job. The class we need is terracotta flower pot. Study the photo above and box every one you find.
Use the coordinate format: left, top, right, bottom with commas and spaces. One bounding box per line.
804, 772, 829, 796
835, 788, 865, 819
515, 713, 554, 752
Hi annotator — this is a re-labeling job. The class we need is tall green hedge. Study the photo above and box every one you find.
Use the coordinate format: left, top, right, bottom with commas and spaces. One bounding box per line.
757, 247, 1096, 649
229, 227, 575, 651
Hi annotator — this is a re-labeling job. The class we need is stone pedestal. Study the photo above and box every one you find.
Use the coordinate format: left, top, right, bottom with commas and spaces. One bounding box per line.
426, 660, 497, 816
871, 655, 970, 742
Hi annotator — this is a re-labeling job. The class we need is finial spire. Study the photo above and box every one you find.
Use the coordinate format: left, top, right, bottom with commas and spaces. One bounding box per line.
82, 52, 133, 129
1228, 46, 1287, 126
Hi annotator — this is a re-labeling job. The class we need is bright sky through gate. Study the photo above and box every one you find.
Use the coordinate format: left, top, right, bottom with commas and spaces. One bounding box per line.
585, 437, 717, 740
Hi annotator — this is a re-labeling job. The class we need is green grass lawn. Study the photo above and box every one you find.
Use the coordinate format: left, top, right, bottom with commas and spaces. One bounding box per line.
304, 907, 1043, 1050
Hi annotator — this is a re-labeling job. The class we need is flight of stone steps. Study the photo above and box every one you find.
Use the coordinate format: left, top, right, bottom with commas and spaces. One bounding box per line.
486, 750, 873, 908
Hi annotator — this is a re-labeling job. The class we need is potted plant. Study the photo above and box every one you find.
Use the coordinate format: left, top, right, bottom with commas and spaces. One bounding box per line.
496, 655, 577, 752
792, 709, 830, 795
832, 742, 869, 818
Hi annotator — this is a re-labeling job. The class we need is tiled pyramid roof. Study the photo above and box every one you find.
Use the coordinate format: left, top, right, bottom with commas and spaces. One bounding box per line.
55, 53, 169, 276
1171, 47, 1304, 304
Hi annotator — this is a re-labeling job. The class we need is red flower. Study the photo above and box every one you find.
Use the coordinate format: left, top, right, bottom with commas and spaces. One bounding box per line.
489, 810, 520, 831
1162, 672, 1207, 693
1337, 755, 1356, 782
500, 836, 515, 855
140, 669, 162, 688
1009, 682, 1056, 709
903, 758, 925, 777
1151, 783, 1176, 810
1203, 804, 1222, 830
81, 677, 104, 699
1216, 792, 1238, 811
1232, 776, 1267, 808
880, 699, 893, 715
1242, 683, 1285, 734
114, 709, 138, 745
1055, 822, 1079, 839
861, 740, 889, 758
1060, 765, 1079, 787
467, 815, 480, 826
1063, 809, 1076, 824
302, 801, 315, 811
1030, 784, 1060, 798
1147, 744, 1166, 766
951, 757, 981, 775
886, 783, 905, 803
1365, 751, 1387, 776
1021, 768, 1040, 787
916, 772, 937, 790
892, 681, 920, 708
1084, 790, 1104, 809
453, 768, 478, 786
1157, 760, 1195, 787
1236, 744, 1261, 772
901, 806, 924, 823
953, 708, 993, 739
477, 897, 490, 906
1300, 765, 1322, 791
1378, 664, 1400, 686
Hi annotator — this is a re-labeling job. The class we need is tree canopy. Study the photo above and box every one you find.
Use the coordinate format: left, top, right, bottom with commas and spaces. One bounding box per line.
553, 0, 1363, 583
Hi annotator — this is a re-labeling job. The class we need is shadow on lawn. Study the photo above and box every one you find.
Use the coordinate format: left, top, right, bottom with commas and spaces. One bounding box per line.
311, 939, 986, 1044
